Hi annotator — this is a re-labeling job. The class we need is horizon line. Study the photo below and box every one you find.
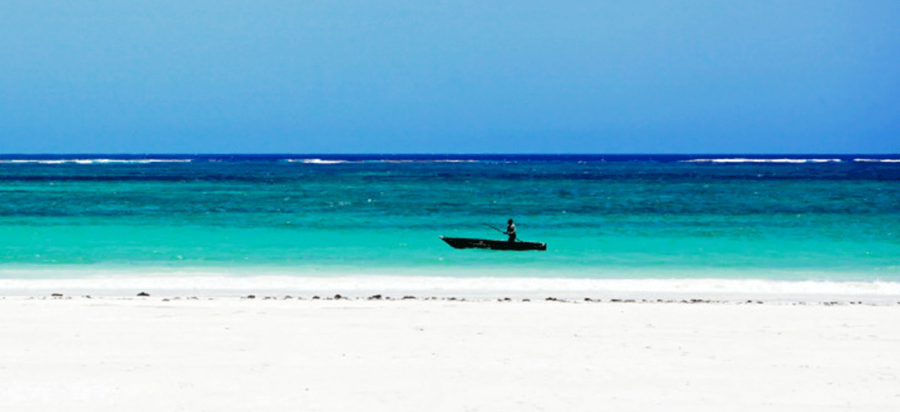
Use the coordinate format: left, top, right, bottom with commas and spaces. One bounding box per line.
1, 153, 899, 156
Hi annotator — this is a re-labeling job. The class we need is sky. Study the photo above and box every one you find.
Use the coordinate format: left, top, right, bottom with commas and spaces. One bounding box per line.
1, 1, 898, 154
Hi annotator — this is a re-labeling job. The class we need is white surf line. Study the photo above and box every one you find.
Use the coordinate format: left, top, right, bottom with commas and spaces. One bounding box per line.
854, 158, 900, 163
681, 158, 842, 163
0, 159, 193, 164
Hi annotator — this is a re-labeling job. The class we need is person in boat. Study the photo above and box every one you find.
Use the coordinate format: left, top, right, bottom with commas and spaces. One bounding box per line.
504, 219, 516, 242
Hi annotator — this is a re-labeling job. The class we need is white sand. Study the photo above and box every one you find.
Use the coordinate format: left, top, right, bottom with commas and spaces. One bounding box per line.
1, 297, 898, 411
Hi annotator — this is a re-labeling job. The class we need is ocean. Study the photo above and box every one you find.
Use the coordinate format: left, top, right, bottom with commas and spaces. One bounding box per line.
1, 154, 898, 291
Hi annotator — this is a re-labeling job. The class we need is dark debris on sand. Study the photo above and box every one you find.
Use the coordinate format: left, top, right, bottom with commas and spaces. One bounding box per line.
39, 293, 891, 306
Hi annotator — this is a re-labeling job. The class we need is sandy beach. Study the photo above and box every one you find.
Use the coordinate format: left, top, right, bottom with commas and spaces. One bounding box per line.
1, 293, 898, 411
3, 0, 898, 409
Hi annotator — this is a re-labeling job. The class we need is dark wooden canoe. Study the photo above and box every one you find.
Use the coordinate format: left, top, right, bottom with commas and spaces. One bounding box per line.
440, 236, 547, 251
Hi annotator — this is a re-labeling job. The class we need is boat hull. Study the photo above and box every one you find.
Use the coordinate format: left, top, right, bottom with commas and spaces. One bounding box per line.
439, 236, 547, 251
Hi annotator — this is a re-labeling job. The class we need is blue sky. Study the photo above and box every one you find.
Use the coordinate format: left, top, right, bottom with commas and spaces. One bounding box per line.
1, 1, 898, 153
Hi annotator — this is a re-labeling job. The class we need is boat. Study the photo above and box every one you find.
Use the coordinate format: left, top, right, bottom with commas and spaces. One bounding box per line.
439, 236, 547, 251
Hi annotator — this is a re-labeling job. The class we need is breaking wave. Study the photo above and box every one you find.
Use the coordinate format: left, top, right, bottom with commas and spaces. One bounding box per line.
682, 158, 842, 164
854, 159, 900, 163
287, 159, 353, 164
0, 159, 193, 165
287, 158, 479, 164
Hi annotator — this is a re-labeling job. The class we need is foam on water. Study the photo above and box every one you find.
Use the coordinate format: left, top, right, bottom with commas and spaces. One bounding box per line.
0, 159, 193, 164
854, 158, 900, 163
287, 158, 479, 164
682, 158, 842, 163
379, 159, 479, 163
289, 159, 353, 164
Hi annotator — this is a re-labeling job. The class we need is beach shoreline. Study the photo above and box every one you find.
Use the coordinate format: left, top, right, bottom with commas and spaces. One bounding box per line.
2, 275, 900, 304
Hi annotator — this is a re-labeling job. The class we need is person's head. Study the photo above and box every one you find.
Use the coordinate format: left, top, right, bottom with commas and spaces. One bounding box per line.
508, 219, 513, 224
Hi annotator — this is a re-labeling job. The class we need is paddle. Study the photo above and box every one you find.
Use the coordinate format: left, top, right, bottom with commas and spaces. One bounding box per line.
482, 223, 523, 242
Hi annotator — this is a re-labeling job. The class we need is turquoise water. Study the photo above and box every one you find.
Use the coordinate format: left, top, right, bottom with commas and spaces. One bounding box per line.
1, 155, 898, 281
